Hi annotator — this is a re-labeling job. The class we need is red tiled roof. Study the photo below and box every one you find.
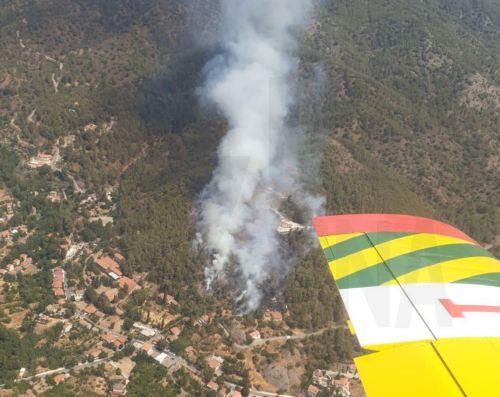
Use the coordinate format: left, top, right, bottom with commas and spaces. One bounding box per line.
206, 381, 219, 391
334, 377, 349, 387
96, 256, 122, 277
170, 327, 181, 336
53, 288, 65, 296
84, 304, 97, 314
118, 277, 137, 291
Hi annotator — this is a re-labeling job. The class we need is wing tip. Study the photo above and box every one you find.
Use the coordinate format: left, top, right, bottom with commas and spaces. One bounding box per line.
312, 213, 477, 244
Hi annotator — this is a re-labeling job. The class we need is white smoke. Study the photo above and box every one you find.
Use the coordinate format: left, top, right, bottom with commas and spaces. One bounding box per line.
198, 0, 318, 311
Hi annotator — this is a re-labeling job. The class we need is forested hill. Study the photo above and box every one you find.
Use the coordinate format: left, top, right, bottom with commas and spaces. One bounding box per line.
0, 0, 498, 328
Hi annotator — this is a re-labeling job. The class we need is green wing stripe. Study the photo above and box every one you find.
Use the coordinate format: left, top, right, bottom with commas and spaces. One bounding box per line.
337, 244, 494, 289
453, 272, 500, 287
324, 232, 411, 261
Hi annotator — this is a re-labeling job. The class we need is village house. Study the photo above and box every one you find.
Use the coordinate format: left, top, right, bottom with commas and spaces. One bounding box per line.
83, 303, 97, 316
118, 276, 137, 291
249, 330, 261, 340
53, 374, 67, 385
333, 377, 351, 396
141, 342, 153, 355
71, 289, 85, 301
169, 326, 181, 337
206, 355, 224, 376
133, 322, 156, 337
62, 322, 73, 334
27, 153, 53, 168
226, 391, 242, 397
206, 381, 219, 392
307, 384, 320, 397
103, 333, 127, 349
95, 255, 122, 280
264, 309, 283, 323
111, 382, 126, 396
184, 346, 196, 356
0, 229, 12, 242
197, 313, 210, 326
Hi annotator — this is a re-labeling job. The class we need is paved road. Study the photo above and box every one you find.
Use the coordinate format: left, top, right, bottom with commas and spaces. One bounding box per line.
17, 356, 111, 382
249, 390, 295, 397
235, 325, 346, 349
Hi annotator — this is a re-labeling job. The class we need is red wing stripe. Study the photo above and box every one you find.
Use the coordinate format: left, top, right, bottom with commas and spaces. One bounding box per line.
312, 214, 477, 244
440, 298, 500, 318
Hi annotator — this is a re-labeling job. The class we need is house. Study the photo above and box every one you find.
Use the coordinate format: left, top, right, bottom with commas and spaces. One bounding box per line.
184, 346, 196, 355
53, 374, 67, 385
133, 322, 156, 337
118, 276, 137, 291
103, 333, 127, 349
206, 381, 219, 392
334, 377, 350, 396
170, 327, 181, 337
72, 290, 84, 301
227, 391, 242, 397
83, 304, 97, 315
111, 382, 126, 396
141, 342, 153, 354
271, 311, 283, 322
207, 355, 224, 375
198, 313, 210, 326
307, 384, 320, 397
95, 256, 122, 279
154, 352, 168, 364
249, 330, 261, 340
313, 369, 331, 388
27, 153, 53, 168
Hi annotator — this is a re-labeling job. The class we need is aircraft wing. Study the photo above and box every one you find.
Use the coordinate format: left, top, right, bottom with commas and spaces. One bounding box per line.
313, 214, 500, 397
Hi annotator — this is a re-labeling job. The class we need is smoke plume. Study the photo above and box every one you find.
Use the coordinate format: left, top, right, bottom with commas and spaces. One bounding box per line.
198, 0, 318, 311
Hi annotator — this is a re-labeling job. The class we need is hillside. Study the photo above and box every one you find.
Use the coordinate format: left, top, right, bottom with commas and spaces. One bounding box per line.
0, 0, 498, 395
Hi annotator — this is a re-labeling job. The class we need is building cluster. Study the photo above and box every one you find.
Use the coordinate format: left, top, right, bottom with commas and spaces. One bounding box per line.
263, 309, 283, 323
308, 366, 358, 397
0, 253, 36, 277
95, 254, 137, 291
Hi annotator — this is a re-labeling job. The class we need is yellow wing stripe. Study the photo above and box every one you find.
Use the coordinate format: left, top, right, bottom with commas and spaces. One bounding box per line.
320, 233, 363, 248
383, 256, 500, 285
328, 233, 474, 280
